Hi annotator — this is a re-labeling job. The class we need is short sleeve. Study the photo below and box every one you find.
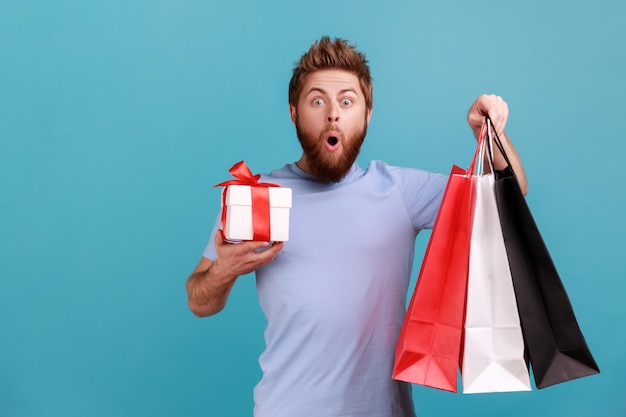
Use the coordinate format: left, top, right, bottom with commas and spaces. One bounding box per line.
388, 165, 448, 231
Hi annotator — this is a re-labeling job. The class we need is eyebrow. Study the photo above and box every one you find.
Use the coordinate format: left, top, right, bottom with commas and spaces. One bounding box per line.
305, 87, 359, 96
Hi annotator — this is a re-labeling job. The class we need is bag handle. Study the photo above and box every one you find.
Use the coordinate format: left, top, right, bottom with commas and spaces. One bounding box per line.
483, 116, 515, 175
468, 124, 486, 175
475, 121, 494, 176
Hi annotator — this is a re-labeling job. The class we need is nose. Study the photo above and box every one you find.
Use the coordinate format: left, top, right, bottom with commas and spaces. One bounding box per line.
326, 102, 339, 123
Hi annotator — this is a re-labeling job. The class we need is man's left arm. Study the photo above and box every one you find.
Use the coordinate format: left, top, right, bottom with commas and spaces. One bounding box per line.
467, 94, 528, 196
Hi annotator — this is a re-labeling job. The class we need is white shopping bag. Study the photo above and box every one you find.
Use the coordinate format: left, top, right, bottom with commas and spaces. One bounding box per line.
461, 133, 531, 394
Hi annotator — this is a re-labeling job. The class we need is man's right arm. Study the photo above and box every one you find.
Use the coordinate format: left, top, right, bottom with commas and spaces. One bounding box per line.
186, 257, 237, 317
186, 230, 284, 317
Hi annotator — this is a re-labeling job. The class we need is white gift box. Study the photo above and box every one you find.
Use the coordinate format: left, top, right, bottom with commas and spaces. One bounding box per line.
222, 184, 292, 242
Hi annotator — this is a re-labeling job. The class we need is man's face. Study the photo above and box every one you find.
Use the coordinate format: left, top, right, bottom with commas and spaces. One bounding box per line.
290, 69, 372, 183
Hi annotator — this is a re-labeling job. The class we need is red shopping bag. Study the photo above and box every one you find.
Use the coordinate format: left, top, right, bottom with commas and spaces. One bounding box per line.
392, 139, 481, 392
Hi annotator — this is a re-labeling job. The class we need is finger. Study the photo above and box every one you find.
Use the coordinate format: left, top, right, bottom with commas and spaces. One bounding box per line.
468, 95, 493, 129
479, 95, 507, 133
266, 241, 285, 255
493, 102, 508, 134
215, 229, 226, 246
254, 242, 284, 263
247, 240, 275, 251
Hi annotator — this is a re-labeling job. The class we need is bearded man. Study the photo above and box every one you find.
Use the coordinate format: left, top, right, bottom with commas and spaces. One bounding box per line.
186, 36, 527, 417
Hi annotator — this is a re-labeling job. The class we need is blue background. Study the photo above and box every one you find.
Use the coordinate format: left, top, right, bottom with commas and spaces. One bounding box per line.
1, 0, 624, 416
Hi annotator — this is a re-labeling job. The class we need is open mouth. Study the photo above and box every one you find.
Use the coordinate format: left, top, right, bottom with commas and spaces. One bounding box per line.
324, 131, 341, 153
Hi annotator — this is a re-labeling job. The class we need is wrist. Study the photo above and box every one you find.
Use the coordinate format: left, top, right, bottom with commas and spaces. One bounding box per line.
205, 261, 237, 287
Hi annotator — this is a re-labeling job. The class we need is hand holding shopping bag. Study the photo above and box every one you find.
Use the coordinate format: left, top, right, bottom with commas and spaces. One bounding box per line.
395, 116, 599, 393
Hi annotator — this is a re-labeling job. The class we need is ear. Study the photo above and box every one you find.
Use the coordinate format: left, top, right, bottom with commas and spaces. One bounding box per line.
366, 107, 373, 125
289, 104, 297, 124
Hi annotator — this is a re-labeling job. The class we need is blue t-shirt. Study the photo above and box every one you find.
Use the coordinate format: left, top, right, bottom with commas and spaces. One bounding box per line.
204, 161, 447, 417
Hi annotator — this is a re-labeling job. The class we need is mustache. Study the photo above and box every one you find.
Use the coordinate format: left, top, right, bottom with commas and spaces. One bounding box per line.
322, 126, 343, 139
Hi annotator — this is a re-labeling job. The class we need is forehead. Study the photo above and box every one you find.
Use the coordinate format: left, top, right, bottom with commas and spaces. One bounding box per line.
301, 69, 363, 96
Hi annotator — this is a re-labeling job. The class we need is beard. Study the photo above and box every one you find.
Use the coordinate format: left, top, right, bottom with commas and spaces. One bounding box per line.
295, 117, 368, 183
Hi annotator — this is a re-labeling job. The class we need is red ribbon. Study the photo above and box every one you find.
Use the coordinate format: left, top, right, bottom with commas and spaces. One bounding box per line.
214, 161, 281, 241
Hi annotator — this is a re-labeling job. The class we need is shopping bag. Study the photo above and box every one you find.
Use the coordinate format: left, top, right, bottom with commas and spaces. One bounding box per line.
490, 120, 600, 389
460, 124, 531, 393
392, 138, 481, 392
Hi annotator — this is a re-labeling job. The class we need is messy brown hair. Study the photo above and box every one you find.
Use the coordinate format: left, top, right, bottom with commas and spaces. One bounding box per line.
288, 36, 373, 109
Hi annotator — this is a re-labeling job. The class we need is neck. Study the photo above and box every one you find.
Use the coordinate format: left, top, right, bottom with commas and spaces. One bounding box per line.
295, 156, 310, 173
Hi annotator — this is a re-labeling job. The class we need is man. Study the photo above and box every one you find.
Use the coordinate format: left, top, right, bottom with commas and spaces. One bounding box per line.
187, 37, 527, 417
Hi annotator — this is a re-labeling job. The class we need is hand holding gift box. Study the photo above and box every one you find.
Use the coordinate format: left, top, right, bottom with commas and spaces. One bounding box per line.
215, 161, 292, 242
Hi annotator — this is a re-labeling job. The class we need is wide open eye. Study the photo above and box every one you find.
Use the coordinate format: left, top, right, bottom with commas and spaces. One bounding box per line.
341, 98, 353, 106
313, 98, 325, 106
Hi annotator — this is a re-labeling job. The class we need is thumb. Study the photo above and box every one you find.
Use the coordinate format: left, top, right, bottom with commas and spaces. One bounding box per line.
215, 229, 226, 246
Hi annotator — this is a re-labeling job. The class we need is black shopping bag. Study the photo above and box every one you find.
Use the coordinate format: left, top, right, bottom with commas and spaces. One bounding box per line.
489, 120, 600, 388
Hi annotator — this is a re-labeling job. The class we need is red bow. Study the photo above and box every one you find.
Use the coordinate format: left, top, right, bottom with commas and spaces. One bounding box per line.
215, 161, 281, 241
